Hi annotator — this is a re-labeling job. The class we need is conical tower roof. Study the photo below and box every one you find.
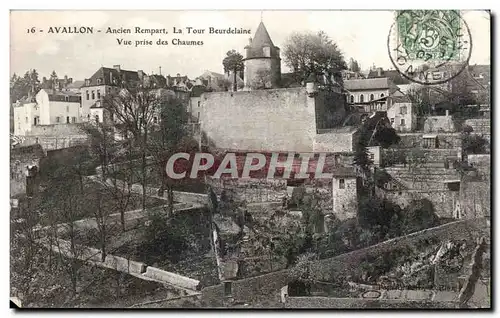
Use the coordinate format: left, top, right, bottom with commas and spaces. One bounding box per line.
251, 22, 274, 49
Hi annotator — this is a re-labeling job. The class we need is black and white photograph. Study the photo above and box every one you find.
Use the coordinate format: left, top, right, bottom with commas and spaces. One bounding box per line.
8, 9, 491, 309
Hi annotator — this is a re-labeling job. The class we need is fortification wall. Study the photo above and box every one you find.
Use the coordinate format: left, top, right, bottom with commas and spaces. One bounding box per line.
201, 88, 316, 152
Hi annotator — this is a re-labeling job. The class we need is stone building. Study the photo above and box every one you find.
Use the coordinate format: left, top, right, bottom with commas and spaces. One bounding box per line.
201, 22, 350, 153
344, 77, 400, 111
386, 94, 416, 132
243, 22, 281, 90
13, 89, 81, 136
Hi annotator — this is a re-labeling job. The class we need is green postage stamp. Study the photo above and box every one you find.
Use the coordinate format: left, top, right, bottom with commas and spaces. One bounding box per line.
388, 10, 472, 85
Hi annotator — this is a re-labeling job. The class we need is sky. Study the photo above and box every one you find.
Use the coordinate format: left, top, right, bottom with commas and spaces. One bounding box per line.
10, 10, 491, 81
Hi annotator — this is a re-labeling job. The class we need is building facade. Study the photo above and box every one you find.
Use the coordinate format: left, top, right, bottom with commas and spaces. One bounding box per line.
36, 89, 81, 126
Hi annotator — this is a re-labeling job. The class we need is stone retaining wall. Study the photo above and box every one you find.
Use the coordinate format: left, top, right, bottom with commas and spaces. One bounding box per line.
144, 266, 201, 290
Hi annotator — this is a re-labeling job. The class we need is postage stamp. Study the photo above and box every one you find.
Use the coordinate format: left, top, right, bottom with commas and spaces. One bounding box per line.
388, 10, 472, 85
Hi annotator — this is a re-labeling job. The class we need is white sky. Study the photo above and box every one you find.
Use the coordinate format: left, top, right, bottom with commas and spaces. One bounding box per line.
10, 10, 491, 80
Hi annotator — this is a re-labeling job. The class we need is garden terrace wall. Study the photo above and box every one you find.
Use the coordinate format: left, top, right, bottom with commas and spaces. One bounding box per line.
202, 219, 487, 306
307, 219, 489, 282
144, 266, 201, 290
284, 297, 458, 308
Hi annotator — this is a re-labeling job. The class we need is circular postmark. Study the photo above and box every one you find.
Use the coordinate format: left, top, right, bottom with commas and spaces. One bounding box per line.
387, 10, 472, 85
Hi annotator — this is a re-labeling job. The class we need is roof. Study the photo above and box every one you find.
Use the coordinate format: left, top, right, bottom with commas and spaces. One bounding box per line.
368, 69, 410, 85
82, 67, 141, 88
331, 166, 357, 178
66, 80, 84, 89
251, 22, 274, 49
10, 143, 45, 159
281, 72, 302, 88
41, 89, 81, 103
190, 85, 206, 97
391, 94, 411, 103
344, 78, 395, 91
245, 22, 279, 59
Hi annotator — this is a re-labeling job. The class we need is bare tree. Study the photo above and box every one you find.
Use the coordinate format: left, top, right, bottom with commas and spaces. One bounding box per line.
102, 86, 167, 210
283, 31, 347, 86
251, 69, 273, 90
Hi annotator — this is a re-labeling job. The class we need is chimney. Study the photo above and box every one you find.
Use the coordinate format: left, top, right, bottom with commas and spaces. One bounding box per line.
377, 67, 382, 77
113, 65, 121, 72
445, 110, 449, 117
176, 73, 181, 77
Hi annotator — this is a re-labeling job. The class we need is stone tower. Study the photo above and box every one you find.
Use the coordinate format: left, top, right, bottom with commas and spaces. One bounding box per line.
243, 22, 281, 90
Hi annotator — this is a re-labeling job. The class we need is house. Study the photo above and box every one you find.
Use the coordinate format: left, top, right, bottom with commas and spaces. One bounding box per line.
386, 93, 416, 132
35, 89, 81, 126
13, 96, 39, 136
344, 77, 400, 113
80, 65, 143, 122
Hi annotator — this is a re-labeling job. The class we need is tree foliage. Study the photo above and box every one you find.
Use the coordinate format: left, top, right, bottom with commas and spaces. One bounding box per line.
349, 58, 361, 72
10, 70, 40, 103
283, 31, 347, 86
222, 50, 244, 92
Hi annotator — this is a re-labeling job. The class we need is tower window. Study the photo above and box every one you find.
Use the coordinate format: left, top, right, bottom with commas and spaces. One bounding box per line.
97, 89, 101, 99
350, 95, 354, 103
92, 90, 95, 99
359, 94, 364, 103
86, 90, 89, 100
370, 94, 374, 101
66, 116, 70, 123
380, 93, 385, 98
339, 178, 345, 189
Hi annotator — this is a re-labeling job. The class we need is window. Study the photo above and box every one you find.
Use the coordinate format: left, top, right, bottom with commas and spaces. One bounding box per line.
350, 95, 354, 103
87, 114, 90, 121
153, 116, 158, 124
339, 178, 345, 189
56, 116, 60, 123
34, 117, 38, 126
66, 105, 69, 112
72, 117, 76, 123
97, 89, 101, 99
370, 94, 374, 101
197, 112, 200, 122
96, 78, 102, 85
370, 153, 375, 160
359, 94, 364, 103
86, 90, 89, 100
400, 106, 407, 115
390, 118, 395, 125
197, 101, 201, 107
95, 115, 99, 123
400, 118, 406, 126
85, 79, 90, 86
224, 281, 232, 297
92, 90, 95, 99
66, 116, 70, 123
380, 93, 384, 98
